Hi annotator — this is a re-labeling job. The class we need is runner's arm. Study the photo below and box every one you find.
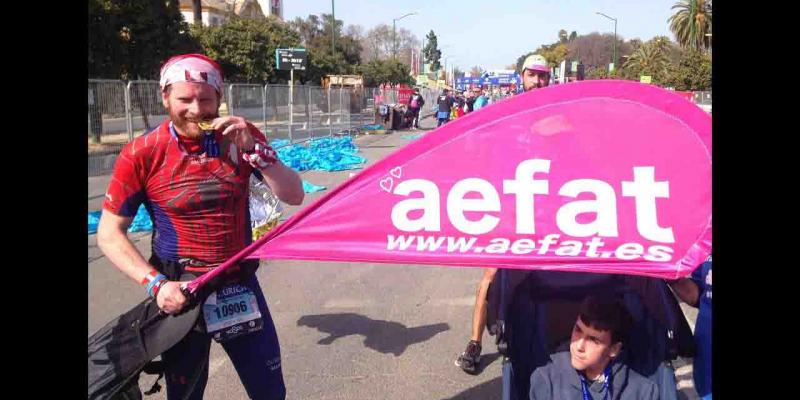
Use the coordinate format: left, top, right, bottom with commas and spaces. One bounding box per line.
97, 210, 157, 283
97, 210, 189, 313
259, 161, 304, 205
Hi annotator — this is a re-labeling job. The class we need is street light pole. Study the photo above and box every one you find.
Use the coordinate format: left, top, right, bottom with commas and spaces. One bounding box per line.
596, 12, 618, 71
392, 12, 417, 59
331, 0, 335, 55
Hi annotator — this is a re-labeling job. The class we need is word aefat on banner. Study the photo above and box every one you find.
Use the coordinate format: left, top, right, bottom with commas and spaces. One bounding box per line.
388, 158, 674, 244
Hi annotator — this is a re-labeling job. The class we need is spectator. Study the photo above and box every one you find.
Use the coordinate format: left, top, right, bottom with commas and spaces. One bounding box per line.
529, 294, 659, 400
668, 255, 712, 399
436, 89, 454, 127
407, 87, 425, 130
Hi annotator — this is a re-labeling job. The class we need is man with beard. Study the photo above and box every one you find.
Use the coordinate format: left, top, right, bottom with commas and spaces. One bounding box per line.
97, 54, 304, 400
520, 54, 551, 91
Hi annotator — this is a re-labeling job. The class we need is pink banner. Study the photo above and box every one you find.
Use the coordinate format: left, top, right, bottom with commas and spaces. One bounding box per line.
188, 80, 711, 293
675, 91, 694, 102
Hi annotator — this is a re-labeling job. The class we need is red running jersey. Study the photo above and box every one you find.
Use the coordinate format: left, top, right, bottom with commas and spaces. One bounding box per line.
103, 120, 266, 265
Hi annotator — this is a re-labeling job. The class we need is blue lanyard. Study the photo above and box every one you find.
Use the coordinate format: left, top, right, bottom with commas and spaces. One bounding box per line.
579, 363, 612, 400
169, 122, 219, 158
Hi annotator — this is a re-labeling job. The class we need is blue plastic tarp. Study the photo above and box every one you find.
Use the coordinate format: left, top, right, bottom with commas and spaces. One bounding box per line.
302, 181, 327, 193
88, 204, 152, 235
273, 137, 365, 172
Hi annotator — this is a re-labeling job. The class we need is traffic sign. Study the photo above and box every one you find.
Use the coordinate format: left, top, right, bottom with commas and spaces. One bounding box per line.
275, 48, 307, 71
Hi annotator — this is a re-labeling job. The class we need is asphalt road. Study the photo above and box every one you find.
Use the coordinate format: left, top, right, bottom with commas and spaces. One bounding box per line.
88, 115, 701, 399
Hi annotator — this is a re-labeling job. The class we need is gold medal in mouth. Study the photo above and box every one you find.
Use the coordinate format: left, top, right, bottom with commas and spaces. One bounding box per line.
197, 120, 214, 130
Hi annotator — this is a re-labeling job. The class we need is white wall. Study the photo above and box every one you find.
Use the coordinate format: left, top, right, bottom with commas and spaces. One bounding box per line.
180, 10, 226, 26
256, 0, 283, 19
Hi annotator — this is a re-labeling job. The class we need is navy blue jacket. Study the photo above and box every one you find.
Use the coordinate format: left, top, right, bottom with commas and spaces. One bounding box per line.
529, 351, 659, 400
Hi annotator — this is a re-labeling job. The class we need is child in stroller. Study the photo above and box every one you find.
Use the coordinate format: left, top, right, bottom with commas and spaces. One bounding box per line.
486, 269, 696, 400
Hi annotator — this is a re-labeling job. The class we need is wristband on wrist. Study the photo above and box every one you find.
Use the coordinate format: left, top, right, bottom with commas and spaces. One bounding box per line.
140, 270, 159, 286
243, 142, 278, 170
145, 273, 168, 298
150, 278, 168, 299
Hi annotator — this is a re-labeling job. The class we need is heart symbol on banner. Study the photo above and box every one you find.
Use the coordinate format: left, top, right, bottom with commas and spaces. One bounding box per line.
380, 177, 394, 193
390, 167, 402, 179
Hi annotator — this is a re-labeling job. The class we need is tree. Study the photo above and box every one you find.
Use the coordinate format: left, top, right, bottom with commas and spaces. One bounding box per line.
565, 32, 631, 69
558, 29, 569, 44
621, 37, 671, 84
586, 65, 612, 79
288, 13, 364, 83
88, 0, 125, 78
545, 43, 569, 67
514, 30, 645, 76
359, 24, 419, 69
88, 0, 200, 80
664, 48, 711, 90
290, 13, 361, 65
668, 0, 712, 51
290, 14, 322, 45
423, 30, 441, 72
89, 0, 201, 132
359, 59, 413, 86
469, 66, 483, 78
193, 16, 301, 83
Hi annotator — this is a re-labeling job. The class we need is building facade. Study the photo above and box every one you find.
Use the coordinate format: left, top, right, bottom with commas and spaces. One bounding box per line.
179, 0, 279, 26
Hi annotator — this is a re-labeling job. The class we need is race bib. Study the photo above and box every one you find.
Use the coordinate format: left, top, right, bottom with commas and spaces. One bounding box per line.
203, 283, 263, 342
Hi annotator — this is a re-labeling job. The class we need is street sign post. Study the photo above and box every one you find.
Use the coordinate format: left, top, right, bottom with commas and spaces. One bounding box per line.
275, 48, 307, 71
275, 48, 308, 140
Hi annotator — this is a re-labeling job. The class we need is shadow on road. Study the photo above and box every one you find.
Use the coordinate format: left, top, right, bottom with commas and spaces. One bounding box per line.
472, 352, 503, 375
440, 376, 502, 400
297, 313, 449, 356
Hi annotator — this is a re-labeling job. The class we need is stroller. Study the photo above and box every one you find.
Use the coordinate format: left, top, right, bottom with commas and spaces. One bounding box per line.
394, 105, 415, 130
486, 269, 695, 400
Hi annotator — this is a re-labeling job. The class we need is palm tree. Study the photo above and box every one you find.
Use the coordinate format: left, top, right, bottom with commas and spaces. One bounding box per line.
623, 38, 670, 79
668, 0, 712, 51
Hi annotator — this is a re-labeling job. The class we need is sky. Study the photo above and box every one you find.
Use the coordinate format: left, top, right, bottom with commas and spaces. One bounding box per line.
283, 0, 678, 71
